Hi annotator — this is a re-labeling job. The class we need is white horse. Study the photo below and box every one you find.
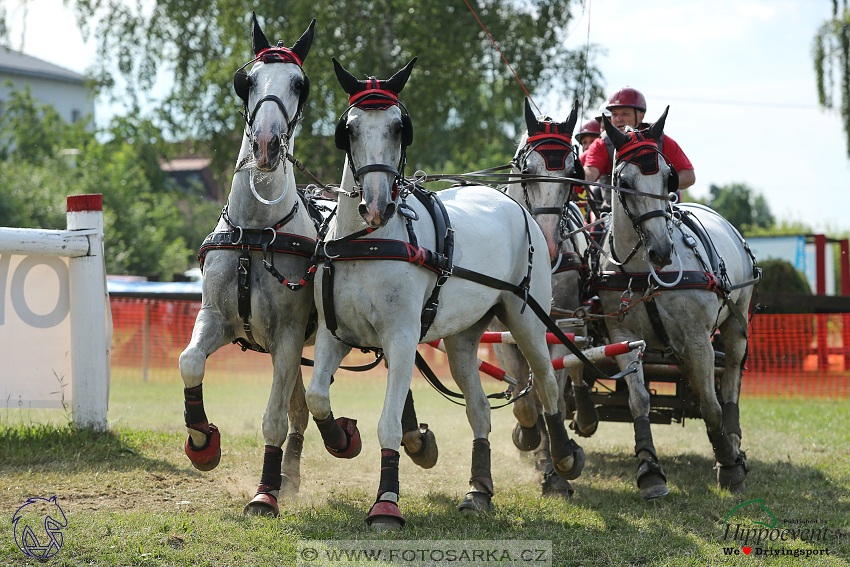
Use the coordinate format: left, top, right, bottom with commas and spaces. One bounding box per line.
304, 58, 586, 529
178, 13, 318, 516
492, 99, 598, 498
592, 110, 757, 498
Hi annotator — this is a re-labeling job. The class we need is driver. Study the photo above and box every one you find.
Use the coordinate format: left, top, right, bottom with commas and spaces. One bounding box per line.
581, 87, 695, 208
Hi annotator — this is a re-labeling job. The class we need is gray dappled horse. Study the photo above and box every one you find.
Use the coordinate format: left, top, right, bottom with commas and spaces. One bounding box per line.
492, 99, 598, 498
304, 58, 586, 529
178, 14, 317, 517
594, 110, 757, 498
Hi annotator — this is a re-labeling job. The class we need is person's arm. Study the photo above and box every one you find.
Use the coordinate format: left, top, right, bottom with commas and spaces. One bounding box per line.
584, 165, 601, 183
677, 168, 695, 189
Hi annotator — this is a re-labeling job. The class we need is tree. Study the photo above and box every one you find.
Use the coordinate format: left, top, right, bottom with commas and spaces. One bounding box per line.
706, 182, 775, 233
0, 87, 219, 279
813, 0, 850, 157
71, 0, 604, 184
758, 259, 812, 294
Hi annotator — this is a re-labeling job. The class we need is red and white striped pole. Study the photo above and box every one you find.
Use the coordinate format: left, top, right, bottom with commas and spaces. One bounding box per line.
427, 340, 518, 386
67, 194, 109, 431
551, 341, 645, 371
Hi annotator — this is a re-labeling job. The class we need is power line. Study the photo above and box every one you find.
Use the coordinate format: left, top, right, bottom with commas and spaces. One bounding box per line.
646, 94, 822, 110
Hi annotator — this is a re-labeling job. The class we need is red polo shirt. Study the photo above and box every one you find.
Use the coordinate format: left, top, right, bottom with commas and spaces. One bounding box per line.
580, 134, 694, 175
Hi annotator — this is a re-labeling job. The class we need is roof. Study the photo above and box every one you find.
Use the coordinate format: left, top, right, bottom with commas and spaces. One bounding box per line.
0, 47, 85, 84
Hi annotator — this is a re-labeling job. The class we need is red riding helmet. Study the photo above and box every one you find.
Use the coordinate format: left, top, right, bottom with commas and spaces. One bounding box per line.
606, 87, 647, 112
578, 119, 601, 136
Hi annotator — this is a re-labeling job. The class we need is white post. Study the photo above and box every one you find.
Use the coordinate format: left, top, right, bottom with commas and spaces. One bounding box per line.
67, 194, 109, 431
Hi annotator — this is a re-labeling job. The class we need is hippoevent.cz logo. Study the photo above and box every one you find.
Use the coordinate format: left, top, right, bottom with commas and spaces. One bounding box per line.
12, 496, 68, 560
720, 498, 846, 558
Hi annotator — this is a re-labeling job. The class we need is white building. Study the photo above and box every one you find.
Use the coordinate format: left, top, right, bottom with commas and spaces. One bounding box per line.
0, 47, 93, 125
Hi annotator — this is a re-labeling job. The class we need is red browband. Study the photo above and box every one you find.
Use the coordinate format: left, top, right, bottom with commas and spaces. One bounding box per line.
349, 89, 400, 106
255, 46, 303, 67
527, 133, 572, 145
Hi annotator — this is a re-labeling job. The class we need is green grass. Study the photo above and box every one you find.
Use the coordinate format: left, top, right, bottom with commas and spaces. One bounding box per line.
1, 370, 848, 566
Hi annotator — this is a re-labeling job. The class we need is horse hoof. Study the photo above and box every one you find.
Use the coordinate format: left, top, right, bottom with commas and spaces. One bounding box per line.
458, 491, 493, 514
637, 458, 669, 500
717, 460, 748, 493
243, 493, 279, 517
403, 427, 438, 469
541, 459, 574, 499
554, 446, 585, 481
512, 421, 542, 452
325, 417, 362, 459
569, 417, 599, 438
185, 424, 221, 471
279, 472, 301, 500
366, 501, 406, 530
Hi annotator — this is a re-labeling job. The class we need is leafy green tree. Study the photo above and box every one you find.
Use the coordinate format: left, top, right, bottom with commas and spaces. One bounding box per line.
758, 259, 812, 294
707, 182, 775, 233
0, 87, 219, 279
71, 0, 604, 184
813, 0, 850, 157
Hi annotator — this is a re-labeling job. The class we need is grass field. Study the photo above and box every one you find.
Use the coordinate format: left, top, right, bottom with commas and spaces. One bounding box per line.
1, 361, 849, 566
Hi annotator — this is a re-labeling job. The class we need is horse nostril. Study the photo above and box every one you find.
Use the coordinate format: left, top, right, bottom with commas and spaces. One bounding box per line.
252, 140, 260, 156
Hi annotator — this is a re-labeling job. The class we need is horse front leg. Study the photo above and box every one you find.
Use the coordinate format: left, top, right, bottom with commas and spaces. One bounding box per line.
244, 338, 305, 517
613, 349, 669, 500
713, 318, 750, 494
281, 369, 309, 497
178, 306, 232, 471
682, 338, 747, 493
366, 332, 418, 530
305, 330, 357, 458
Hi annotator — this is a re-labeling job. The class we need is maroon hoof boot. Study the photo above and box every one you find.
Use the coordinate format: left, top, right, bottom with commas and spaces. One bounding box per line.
244, 487, 279, 517
325, 417, 362, 459
185, 423, 221, 471
366, 501, 405, 530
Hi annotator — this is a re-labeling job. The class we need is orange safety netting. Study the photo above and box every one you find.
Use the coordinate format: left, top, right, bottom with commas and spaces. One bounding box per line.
109, 297, 850, 397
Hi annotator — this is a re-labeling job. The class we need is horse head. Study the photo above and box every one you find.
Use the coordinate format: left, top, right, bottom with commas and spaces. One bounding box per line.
602, 107, 677, 268
333, 57, 417, 228
514, 98, 582, 262
234, 12, 315, 172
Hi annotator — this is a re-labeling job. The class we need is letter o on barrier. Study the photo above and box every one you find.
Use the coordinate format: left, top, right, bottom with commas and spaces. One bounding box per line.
10, 257, 70, 328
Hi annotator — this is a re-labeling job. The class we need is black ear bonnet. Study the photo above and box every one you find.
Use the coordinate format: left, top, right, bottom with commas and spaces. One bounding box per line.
334, 77, 413, 151
521, 98, 581, 177
613, 129, 678, 193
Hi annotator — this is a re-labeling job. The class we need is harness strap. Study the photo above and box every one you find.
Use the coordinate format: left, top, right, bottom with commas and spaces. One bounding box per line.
642, 297, 684, 364
236, 249, 257, 348
450, 265, 610, 380
412, 188, 454, 340
414, 351, 530, 409
592, 270, 724, 293
551, 252, 584, 275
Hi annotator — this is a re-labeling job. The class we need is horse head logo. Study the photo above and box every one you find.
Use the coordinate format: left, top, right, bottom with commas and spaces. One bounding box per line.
12, 496, 68, 559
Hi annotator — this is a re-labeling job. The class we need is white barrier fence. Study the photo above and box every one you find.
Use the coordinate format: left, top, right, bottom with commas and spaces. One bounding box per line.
0, 194, 109, 430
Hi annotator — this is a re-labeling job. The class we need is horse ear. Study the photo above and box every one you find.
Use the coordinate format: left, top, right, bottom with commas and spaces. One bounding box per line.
563, 99, 579, 136
252, 12, 271, 54
648, 106, 669, 141
524, 98, 538, 135
385, 57, 417, 94
290, 19, 316, 63
602, 114, 630, 150
333, 57, 361, 95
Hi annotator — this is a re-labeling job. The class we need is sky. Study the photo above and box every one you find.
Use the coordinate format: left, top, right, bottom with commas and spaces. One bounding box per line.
5, 0, 849, 232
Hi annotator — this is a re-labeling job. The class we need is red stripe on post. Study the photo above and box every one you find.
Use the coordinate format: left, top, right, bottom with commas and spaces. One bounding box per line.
603, 342, 633, 357
478, 360, 506, 381
67, 194, 103, 212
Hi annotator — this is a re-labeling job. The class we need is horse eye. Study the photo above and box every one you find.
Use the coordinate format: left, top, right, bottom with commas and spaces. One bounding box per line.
294, 79, 304, 92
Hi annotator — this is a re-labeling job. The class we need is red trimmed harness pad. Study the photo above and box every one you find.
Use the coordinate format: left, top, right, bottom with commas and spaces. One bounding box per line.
592, 270, 723, 296
318, 238, 444, 274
